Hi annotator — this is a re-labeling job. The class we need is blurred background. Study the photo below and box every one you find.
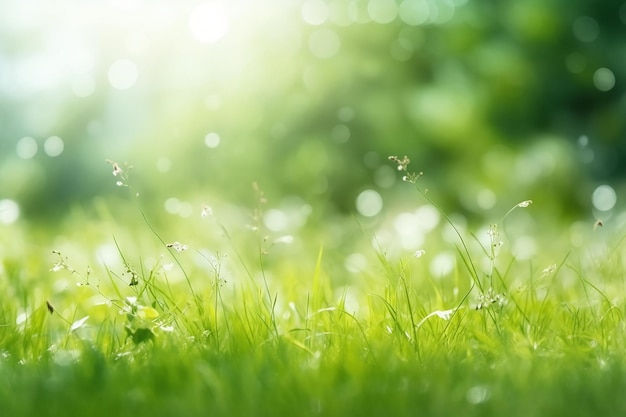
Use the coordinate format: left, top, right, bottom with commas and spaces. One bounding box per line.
1, 0, 625, 260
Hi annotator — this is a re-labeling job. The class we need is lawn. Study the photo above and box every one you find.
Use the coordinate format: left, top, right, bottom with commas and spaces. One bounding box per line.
2, 158, 626, 417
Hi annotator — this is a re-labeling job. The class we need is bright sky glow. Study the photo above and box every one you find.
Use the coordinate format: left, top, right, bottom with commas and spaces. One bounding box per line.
189, 3, 230, 43
108, 59, 138, 90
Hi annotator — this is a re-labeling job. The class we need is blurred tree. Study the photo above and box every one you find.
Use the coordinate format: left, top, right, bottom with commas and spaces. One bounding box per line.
0, 0, 623, 226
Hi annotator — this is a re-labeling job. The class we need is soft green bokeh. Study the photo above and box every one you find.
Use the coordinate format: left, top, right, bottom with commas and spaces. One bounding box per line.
0, 0, 624, 241
2, 4, 626, 416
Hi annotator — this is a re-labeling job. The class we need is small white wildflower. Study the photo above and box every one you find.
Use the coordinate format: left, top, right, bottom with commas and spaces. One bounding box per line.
201, 205, 212, 218
166, 242, 188, 252
542, 264, 557, 276
517, 200, 533, 208
50, 263, 64, 272
413, 249, 426, 258
106, 159, 123, 176
116, 181, 124, 187
476, 289, 508, 310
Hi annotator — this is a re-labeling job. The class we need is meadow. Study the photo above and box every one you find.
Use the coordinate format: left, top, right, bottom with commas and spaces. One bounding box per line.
1, 1, 624, 415
2, 156, 626, 417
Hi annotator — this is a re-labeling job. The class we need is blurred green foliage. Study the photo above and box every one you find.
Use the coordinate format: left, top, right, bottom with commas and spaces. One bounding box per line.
0, 0, 624, 227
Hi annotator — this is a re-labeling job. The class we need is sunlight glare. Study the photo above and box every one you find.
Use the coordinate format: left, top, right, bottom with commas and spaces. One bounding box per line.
189, 3, 230, 44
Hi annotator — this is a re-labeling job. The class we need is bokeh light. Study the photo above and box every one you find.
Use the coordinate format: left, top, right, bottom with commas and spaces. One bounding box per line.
593, 68, 615, 92
188, 3, 230, 44
592, 185, 617, 211
16, 137, 37, 159
0, 0, 622, 236
108, 59, 138, 90
0, 199, 20, 224
356, 189, 383, 217
44, 136, 64, 157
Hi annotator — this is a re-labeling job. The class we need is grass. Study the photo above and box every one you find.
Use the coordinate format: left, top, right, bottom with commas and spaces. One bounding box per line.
2, 158, 626, 416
